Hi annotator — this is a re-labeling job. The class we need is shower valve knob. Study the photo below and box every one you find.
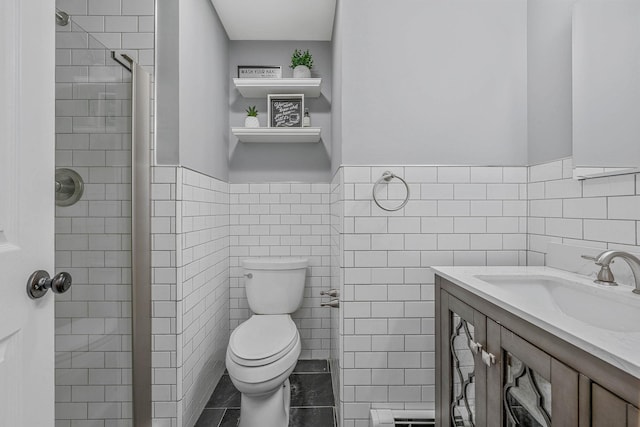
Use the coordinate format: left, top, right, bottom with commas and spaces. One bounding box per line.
27, 270, 72, 299
320, 289, 339, 297
320, 299, 340, 308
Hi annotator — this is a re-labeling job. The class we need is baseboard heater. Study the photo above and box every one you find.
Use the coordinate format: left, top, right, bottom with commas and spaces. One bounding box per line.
369, 409, 436, 427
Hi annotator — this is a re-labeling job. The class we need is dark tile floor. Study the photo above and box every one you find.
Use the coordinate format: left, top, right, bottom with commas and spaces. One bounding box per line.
195, 360, 336, 427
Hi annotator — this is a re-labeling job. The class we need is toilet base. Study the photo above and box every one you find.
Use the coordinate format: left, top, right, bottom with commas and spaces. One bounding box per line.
239, 378, 291, 427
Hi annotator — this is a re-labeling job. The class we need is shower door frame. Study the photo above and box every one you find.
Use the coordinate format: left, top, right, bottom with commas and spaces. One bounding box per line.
130, 57, 153, 427
111, 53, 153, 427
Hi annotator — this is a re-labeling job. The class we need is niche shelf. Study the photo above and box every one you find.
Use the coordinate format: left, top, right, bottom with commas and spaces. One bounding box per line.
232, 127, 321, 143
233, 78, 322, 98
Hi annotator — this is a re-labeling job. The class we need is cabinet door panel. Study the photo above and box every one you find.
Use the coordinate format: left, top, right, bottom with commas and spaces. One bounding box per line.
578, 375, 591, 427
592, 383, 627, 427
499, 328, 579, 427
550, 359, 579, 426
486, 319, 502, 427
627, 404, 639, 427
437, 291, 486, 427
501, 328, 552, 427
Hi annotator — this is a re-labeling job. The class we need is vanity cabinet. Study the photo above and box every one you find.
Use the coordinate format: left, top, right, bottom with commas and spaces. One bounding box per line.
436, 275, 640, 427
592, 384, 640, 427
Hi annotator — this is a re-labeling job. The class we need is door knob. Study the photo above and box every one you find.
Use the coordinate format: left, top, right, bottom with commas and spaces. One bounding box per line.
27, 270, 72, 299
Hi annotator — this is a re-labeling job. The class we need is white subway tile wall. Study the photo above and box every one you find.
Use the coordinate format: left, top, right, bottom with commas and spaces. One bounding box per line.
56, 0, 155, 68
151, 167, 230, 427
330, 169, 344, 425
228, 183, 333, 359
55, 26, 135, 427
336, 165, 528, 426
528, 158, 640, 265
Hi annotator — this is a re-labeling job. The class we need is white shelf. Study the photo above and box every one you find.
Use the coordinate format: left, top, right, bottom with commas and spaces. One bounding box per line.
232, 127, 321, 143
233, 78, 322, 98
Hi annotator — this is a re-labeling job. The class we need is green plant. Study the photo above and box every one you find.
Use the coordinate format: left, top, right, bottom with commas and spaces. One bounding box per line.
246, 106, 258, 117
290, 49, 313, 69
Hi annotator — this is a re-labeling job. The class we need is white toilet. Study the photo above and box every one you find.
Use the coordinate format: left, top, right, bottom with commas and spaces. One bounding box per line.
226, 257, 308, 427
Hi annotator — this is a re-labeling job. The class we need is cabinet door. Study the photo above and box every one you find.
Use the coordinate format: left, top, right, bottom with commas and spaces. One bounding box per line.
495, 328, 579, 427
592, 383, 640, 427
629, 404, 640, 427
437, 291, 487, 427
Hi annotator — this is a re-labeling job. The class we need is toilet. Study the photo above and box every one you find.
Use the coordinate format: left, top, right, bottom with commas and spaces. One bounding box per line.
226, 257, 308, 427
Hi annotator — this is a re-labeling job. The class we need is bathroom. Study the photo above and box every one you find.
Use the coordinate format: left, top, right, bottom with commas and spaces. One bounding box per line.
1, 0, 640, 426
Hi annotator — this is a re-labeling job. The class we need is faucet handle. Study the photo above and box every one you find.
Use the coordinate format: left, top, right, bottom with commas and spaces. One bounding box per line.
581, 254, 613, 266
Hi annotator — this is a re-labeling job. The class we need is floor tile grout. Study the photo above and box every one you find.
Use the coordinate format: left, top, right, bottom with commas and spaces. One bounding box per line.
198, 360, 336, 427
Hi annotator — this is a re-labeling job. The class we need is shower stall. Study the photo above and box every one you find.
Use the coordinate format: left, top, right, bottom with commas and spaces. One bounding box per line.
54, 11, 152, 426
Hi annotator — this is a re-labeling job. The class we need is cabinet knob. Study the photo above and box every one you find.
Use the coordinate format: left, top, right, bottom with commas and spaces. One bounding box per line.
481, 349, 496, 367
470, 341, 482, 355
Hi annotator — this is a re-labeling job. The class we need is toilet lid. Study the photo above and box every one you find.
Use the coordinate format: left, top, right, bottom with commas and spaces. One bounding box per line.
229, 315, 298, 366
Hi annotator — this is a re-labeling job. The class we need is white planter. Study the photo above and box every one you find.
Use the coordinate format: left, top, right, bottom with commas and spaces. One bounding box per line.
245, 116, 260, 128
293, 65, 311, 79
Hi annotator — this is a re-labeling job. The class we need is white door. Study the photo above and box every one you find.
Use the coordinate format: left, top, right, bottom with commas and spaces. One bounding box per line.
0, 0, 56, 426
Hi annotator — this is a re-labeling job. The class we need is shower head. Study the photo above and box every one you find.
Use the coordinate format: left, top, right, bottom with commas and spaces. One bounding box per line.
56, 10, 70, 26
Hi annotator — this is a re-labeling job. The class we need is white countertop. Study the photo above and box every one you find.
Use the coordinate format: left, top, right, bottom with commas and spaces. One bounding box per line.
432, 266, 640, 380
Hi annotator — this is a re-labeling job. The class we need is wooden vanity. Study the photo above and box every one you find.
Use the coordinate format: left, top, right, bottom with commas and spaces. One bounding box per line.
434, 269, 640, 427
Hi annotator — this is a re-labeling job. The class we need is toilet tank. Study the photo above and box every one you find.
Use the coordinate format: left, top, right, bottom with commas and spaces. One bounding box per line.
242, 258, 308, 314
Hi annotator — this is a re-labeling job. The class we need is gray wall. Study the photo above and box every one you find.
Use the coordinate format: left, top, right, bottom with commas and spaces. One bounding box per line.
228, 41, 332, 183
527, 0, 574, 165
155, 0, 179, 166
335, 0, 528, 166
331, 0, 343, 176
156, 0, 230, 180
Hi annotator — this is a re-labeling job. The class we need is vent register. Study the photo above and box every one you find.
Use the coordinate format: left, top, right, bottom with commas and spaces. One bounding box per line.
370, 410, 436, 427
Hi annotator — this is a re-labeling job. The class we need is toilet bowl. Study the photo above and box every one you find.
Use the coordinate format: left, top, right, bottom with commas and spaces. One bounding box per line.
225, 258, 308, 427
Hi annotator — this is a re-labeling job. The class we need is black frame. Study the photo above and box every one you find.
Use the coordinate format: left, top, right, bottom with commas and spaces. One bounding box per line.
268, 94, 305, 128
237, 65, 282, 79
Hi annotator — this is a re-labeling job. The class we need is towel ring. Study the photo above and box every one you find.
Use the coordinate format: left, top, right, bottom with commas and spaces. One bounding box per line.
372, 171, 410, 211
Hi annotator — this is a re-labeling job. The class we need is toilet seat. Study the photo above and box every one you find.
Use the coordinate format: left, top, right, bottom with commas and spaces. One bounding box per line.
226, 315, 301, 386
229, 315, 298, 367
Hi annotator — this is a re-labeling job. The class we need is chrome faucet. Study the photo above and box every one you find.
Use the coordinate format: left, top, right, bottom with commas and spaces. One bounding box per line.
582, 251, 640, 294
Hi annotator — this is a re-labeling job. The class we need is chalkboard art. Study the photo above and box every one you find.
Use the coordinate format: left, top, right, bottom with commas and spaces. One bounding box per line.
268, 94, 305, 128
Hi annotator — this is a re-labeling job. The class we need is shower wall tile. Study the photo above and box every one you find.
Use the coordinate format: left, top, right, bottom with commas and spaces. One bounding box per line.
55, 0, 156, 424
228, 183, 332, 360
334, 165, 529, 426
528, 158, 640, 265
151, 166, 230, 427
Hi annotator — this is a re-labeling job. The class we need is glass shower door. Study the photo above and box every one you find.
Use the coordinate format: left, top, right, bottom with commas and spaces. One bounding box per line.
55, 18, 134, 426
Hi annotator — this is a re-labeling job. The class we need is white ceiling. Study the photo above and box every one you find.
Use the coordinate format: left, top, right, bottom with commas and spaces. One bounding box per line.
210, 0, 337, 41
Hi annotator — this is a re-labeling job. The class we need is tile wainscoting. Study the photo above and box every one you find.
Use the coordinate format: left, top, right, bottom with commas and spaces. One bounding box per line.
528, 158, 640, 264
228, 183, 333, 360
151, 167, 230, 427
334, 165, 529, 426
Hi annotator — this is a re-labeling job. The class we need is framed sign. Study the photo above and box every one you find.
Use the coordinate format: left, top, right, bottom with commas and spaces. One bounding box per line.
268, 94, 305, 128
237, 66, 282, 79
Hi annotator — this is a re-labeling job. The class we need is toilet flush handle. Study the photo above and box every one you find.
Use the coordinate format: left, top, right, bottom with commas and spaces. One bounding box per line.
243, 273, 253, 279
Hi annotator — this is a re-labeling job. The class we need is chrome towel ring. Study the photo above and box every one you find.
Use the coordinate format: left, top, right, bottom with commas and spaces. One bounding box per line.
372, 171, 410, 211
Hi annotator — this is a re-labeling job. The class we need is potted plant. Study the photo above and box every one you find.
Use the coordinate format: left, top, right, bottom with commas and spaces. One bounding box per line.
245, 106, 260, 128
290, 49, 313, 78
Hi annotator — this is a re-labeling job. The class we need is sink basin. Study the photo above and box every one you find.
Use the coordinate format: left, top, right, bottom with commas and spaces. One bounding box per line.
475, 275, 640, 333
